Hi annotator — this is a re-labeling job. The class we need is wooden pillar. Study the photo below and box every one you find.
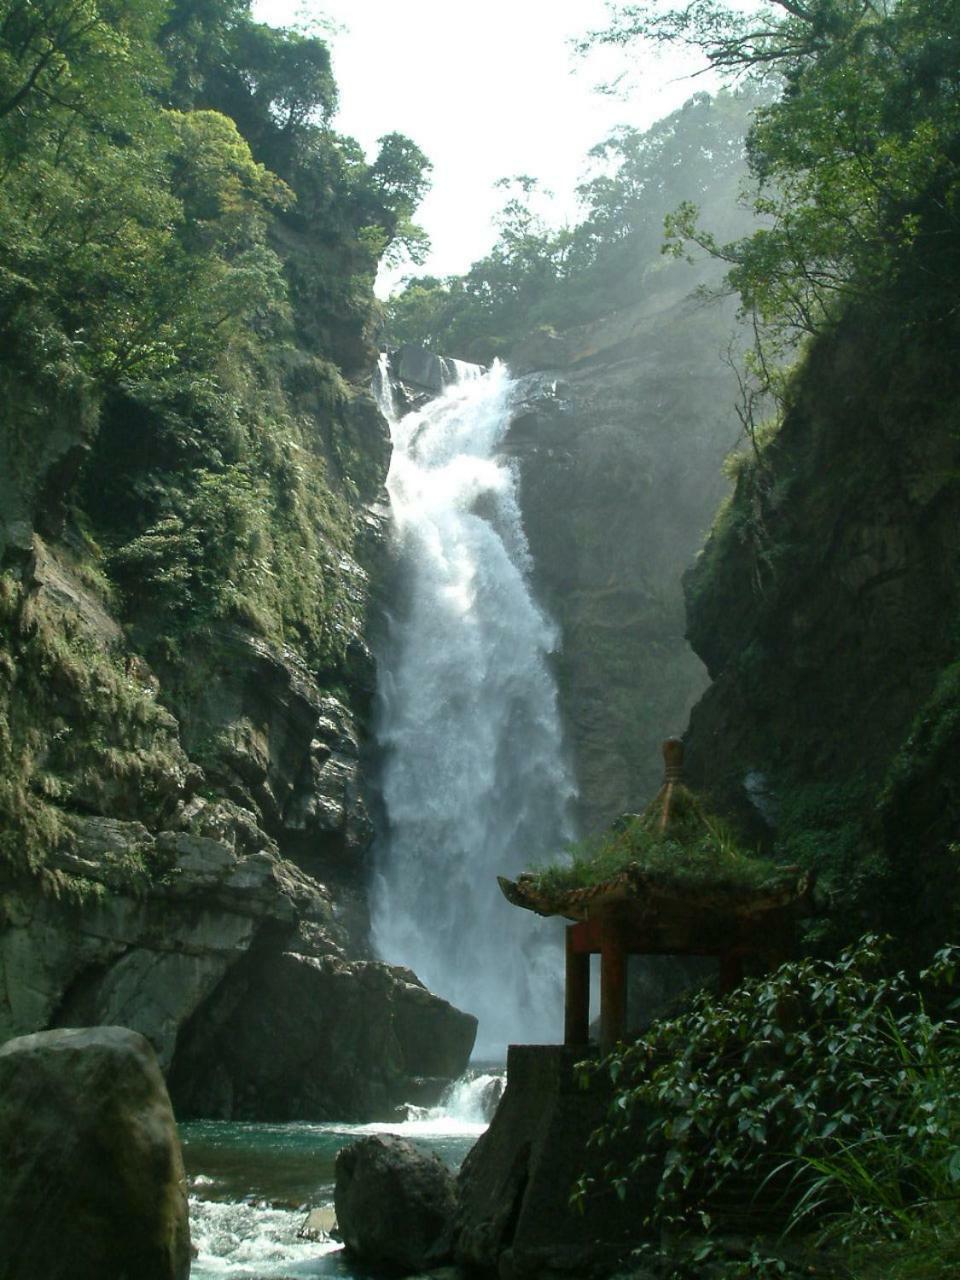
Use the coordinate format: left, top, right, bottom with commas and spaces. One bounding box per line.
564, 925, 590, 1047
719, 952, 744, 994
600, 914, 627, 1055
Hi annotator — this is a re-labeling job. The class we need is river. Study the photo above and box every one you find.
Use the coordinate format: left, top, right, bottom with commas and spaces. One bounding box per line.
183, 1071, 501, 1278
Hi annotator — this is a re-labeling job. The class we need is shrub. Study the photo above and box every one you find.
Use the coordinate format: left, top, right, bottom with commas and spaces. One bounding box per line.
577, 936, 960, 1276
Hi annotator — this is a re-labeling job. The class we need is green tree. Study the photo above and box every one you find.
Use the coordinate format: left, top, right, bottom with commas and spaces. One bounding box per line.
386, 88, 757, 359
0, 0, 168, 159
369, 131, 432, 218
217, 18, 337, 139
589, 1, 960, 339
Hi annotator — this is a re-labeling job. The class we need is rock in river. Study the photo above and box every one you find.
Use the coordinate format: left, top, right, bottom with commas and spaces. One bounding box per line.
335, 1134, 456, 1272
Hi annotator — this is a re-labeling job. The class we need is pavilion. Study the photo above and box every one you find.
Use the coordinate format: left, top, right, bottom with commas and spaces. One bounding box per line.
499, 740, 817, 1052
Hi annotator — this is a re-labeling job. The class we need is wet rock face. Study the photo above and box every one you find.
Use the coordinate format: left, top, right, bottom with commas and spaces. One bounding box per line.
168, 948, 478, 1121
0, 1026, 190, 1280
0, 218, 483, 1125
170, 626, 375, 884
454, 1045, 650, 1279
392, 344, 482, 394
335, 1134, 457, 1271
1, 810, 476, 1121
284, 693, 374, 871
680, 310, 960, 944
0, 526, 482, 1119
0, 815, 338, 1071
505, 288, 743, 831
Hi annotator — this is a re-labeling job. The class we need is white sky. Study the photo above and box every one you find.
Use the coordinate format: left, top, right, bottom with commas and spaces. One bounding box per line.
252, 1, 717, 291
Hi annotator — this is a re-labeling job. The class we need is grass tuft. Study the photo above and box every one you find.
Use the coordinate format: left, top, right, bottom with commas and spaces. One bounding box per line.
528, 786, 783, 899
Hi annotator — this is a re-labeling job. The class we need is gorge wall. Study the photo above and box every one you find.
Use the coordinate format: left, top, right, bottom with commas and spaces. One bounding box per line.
504, 268, 744, 834
0, 346, 475, 1119
0, 6, 476, 1119
504, 272, 960, 956
679, 297, 960, 954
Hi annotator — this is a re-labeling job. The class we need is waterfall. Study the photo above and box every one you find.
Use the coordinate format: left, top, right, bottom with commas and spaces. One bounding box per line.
371, 355, 576, 1058
394, 1071, 506, 1131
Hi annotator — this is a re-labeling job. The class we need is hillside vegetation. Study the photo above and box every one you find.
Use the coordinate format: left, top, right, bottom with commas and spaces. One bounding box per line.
0, 0, 427, 885
386, 85, 764, 362
571, 3, 960, 1275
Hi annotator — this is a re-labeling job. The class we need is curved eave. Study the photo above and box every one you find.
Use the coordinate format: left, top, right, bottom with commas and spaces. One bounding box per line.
497, 867, 818, 926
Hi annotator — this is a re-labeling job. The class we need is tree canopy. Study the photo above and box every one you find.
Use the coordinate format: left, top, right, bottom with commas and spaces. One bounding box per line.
0, 0, 433, 387
387, 87, 762, 361
588, 0, 960, 340
389, 1, 960, 366
0, 0, 434, 691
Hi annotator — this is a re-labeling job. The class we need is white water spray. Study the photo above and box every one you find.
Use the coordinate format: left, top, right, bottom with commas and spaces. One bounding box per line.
371, 356, 576, 1057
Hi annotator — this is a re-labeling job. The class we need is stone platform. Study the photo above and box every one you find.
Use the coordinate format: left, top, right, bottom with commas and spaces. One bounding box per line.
454, 1044, 653, 1279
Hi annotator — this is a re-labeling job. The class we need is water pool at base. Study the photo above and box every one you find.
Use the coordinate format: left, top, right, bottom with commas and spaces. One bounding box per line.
181, 1073, 500, 1278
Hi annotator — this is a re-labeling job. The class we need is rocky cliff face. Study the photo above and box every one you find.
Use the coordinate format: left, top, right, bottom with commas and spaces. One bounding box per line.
499, 257, 960, 952
0, 292, 476, 1121
680, 305, 960, 952
505, 271, 744, 833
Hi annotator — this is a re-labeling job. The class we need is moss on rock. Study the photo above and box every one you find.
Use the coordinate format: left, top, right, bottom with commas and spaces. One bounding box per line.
681, 296, 960, 952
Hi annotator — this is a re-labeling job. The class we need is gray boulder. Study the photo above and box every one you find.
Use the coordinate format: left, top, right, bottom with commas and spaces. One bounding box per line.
0, 814, 338, 1075
335, 1134, 456, 1272
393, 345, 450, 393
0, 1026, 190, 1280
169, 951, 478, 1120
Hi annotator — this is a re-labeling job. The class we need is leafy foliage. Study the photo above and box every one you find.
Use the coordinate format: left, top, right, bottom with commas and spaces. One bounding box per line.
577, 936, 960, 1277
0, 1, 432, 884
0, 12, 294, 386
80, 350, 366, 671
0, 568, 187, 885
0, 0, 168, 151
0, 0, 433, 383
591, 1, 960, 345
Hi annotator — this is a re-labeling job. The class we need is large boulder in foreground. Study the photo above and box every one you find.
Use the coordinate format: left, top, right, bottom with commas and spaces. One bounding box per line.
0, 1026, 190, 1280
335, 1134, 456, 1272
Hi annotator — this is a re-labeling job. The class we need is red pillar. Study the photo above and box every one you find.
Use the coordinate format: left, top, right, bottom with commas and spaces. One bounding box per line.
564, 925, 590, 1047
600, 915, 627, 1055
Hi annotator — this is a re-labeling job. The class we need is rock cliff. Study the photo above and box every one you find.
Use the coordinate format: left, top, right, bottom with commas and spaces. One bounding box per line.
0, 0, 472, 1122
0, 224, 476, 1125
504, 270, 744, 832
680, 302, 960, 952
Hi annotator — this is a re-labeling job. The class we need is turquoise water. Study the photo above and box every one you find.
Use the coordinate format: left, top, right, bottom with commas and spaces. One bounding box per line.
180, 1080, 497, 1279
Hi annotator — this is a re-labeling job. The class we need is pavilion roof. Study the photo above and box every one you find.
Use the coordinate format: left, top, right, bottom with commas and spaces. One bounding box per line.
497, 738, 817, 940
497, 861, 816, 926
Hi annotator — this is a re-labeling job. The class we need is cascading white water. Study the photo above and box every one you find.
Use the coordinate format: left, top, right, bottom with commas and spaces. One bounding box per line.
431, 1071, 504, 1124
391, 1070, 505, 1132
371, 355, 576, 1058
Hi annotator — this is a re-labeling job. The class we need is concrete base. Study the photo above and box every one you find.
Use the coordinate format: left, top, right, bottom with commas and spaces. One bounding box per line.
454, 1044, 654, 1279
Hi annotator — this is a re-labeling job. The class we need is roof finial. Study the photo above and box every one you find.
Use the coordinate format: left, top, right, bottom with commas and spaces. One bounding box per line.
662, 737, 684, 783
659, 738, 684, 831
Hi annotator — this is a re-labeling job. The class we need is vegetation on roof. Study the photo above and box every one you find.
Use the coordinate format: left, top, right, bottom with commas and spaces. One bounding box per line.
525, 785, 785, 902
